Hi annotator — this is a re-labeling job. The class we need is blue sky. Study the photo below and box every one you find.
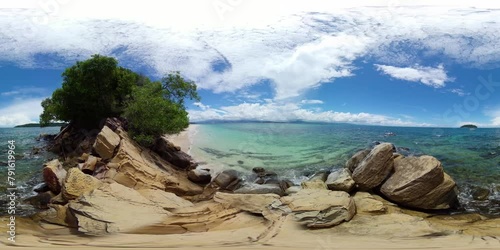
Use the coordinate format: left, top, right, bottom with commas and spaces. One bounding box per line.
1, 0, 500, 127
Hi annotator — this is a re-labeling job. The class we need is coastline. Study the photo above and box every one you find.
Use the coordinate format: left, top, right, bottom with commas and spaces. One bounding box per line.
164, 124, 199, 155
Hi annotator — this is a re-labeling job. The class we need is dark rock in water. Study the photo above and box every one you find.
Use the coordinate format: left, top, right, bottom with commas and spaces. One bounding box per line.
480, 151, 498, 160
252, 167, 265, 174
33, 183, 50, 193
372, 141, 381, 146
24, 191, 55, 209
152, 137, 197, 169
471, 186, 490, 201
346, 149, 370, 173
250, 167, 279, 185
237, 160, 244, 164
188, 168, 212, 184
213, 170, 242, 191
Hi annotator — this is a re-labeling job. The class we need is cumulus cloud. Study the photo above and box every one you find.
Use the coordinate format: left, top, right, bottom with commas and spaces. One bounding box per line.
188, 101, 431, 126
0, 5, 499, 100
374, 64, 453, 88
0, 98, 44, 127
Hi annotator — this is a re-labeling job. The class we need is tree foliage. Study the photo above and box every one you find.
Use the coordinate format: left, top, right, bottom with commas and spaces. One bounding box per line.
40, 55, 200, 146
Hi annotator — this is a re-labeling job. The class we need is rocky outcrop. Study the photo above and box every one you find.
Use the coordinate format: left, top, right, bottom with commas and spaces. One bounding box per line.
42, 159, 67, 194
280, 189, 356, 228
352, 143, 394, 190
325, 168, 355, 192
62, 168, 102, 201
234, 183, 284, 196
68, 182, 170, 235
93, 125, 121, 160
153, 136, 197, 169
214, 192, 280, 215
301, 179, 327, 189
353, 192, 386, 213
380, 156, 458, 210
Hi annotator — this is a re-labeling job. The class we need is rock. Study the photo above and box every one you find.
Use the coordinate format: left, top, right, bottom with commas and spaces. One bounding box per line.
213, 170, 242, 191
308, 171, 329, 182
36, 204, 77, 228
280, 189, 356, 228
62, 168, 102, 200
352, 143, 394, 189
325, 168, 355, 192
402, 173, 459, 210
346, 149, 370, 172
152, 136, 196, 169
42, 159, 67, 194
381, 156, 444, 204
68, 182, 169, 235
93, 125, 121, 160
472, 186, 490, 201
285, 186, 301, 195
234, 183, 284, 196
33, 183, 50, 193
252, 167, 265, 174
187, 168, 211, 184
24, 191, 55, 209
353, 192, 386, 213
213, 192, 280, 215
137, 189, 193, 209
81, 155, 100, 175
301, 179, 327, 189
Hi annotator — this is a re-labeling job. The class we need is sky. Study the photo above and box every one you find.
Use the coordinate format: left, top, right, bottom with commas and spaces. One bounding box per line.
1, 0, 500, 128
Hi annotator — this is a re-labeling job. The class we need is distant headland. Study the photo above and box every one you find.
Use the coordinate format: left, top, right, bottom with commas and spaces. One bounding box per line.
15, 122, 68, 128
460, 124, 478, 129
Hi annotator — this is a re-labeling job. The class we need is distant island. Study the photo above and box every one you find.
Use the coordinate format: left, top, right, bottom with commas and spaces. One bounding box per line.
15, 122, 68, 128
460, 124, 478, 129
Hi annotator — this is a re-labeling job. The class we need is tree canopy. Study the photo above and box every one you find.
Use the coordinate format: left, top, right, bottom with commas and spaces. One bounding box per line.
40, 54, 200, 146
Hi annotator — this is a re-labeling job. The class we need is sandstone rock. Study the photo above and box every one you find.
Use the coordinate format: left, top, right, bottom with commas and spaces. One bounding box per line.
81, 155, 100, 175
62, 168, 102, 200
308, 171, 329, 182
187, 168, 211, 184
403, 173, 459, 210
346, 149, 370, 172
213, 192, 280, 215
352, 143, 394, 189
213, 170, 241, 191
137, 189, 193, 209
36, 204, 77, 227
285, 186, 302, 195
325, 168, 355, 192
234, 183, 284, 196
42, 159, 67, 194
93, 126, 121, 160
301, 179, 327, 189
68, 182, 169, 235
280, 189, 355, 228
353, 192, 386, 213
153, 136, 196, 169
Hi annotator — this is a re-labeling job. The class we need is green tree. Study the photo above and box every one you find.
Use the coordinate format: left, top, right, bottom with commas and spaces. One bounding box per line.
124, 73, 200, 146
40, 55, 139, 128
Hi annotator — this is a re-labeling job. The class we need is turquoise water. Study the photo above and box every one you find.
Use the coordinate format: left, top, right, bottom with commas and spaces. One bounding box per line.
191, 123, 500, 215
0, 127, 61, 216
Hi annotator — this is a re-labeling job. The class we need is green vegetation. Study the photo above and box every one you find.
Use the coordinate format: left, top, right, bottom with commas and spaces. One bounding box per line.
460, 124, 478, 129
40, 55, 200, 146
15, 122, 67, 128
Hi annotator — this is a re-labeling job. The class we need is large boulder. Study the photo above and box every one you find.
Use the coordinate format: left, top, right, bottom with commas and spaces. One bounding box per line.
62, 168, 102, 200
280, 189, 356, 228
346, 149, 370, 172
68, 182, 169, 235
352, 143, 394, 189
212, 170, 242, 191
380, 155, 457, 210
325, 168, 355, 192
187, 168, 211, 184
42, 159, 67, 194
152, 136, 197, 169
93, 126, 121, 160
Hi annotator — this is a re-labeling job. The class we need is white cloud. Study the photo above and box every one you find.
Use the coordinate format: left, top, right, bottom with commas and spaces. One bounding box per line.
375, 64, 453, 88
0, 98, 44, 127
301, 99, 324, 104
188, 101, 431, 127
1, 87, 47, 96
449, 88, 468, 96
0, 4, 499, 100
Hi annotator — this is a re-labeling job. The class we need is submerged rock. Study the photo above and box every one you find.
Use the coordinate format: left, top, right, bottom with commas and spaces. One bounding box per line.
471, 186, 490, 201
325, 168, 355, 192
352, 143, 394, 190
281, 189, 356, 228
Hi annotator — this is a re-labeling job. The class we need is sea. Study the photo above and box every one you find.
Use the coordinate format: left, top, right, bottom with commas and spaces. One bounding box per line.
0, 123, 499, 217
